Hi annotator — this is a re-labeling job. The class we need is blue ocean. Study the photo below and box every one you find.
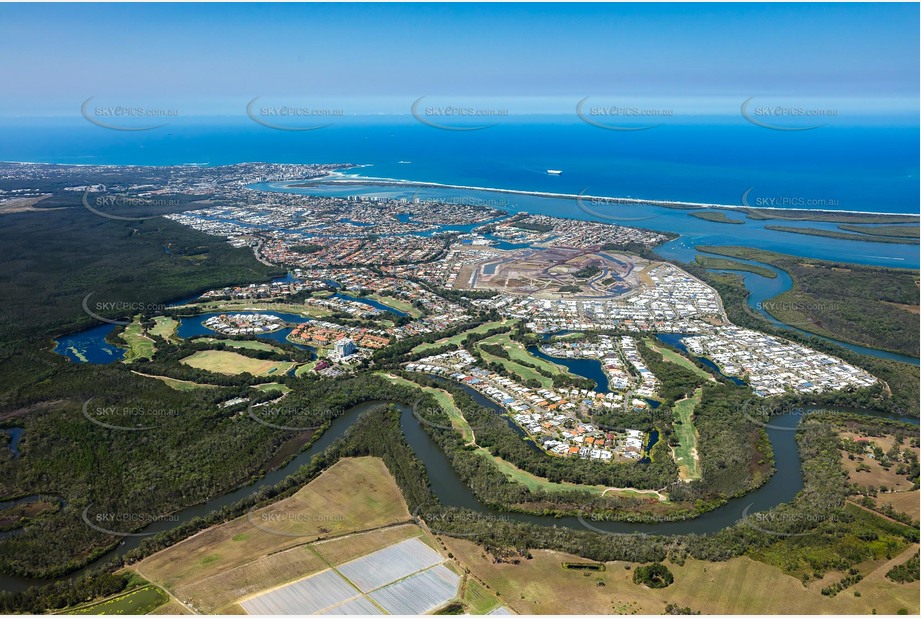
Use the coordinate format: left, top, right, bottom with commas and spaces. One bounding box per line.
1, 116, 918, 215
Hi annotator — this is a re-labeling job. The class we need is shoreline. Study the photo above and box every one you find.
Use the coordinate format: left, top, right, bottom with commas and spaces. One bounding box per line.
0, 160, 915, 219
0, 160, 921, 223
286, 172, 921, 219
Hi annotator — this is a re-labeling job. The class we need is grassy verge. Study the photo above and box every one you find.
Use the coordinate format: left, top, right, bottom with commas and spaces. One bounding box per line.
381, 373, 475, 443
462, 577, 502, 614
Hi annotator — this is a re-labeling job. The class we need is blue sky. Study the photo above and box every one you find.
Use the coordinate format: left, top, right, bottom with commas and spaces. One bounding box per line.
0, 2, 917, 116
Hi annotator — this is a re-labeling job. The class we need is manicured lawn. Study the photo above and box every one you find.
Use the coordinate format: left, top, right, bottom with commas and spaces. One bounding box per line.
368, 293, 423, 318
149, 316, 180, 343
295, 360, 319, 376
180, 350, 296, 376
251, 382, 291, 395
120, 317, 157, 363
381, 373, 475, 443
412, 321, 507, 353
671, 388, 702, 481
473, 448, 609, 496
475, 332, 570, 389
191, 299, 333, 318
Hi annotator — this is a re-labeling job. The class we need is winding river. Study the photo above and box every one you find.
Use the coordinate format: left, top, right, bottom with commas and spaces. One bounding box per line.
2, 391, 916, 594
23, 186, 919, 594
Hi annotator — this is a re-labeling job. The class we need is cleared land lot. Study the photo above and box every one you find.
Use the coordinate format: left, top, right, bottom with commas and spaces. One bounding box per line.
131, 457, 411, 613
840, 431, 920, 493
313, 523, 423, 566
442, 537, 920, 615
181, 350, 296, 376
876, 490, 920, 522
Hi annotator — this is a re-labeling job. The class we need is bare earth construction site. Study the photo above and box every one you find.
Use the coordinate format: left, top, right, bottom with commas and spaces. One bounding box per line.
457, 246, 644, 301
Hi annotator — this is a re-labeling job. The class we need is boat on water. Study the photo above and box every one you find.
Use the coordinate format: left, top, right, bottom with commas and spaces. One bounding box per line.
546, 169, 562, 175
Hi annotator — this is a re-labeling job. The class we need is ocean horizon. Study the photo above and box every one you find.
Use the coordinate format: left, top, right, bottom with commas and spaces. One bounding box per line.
1, 116, 918, 216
